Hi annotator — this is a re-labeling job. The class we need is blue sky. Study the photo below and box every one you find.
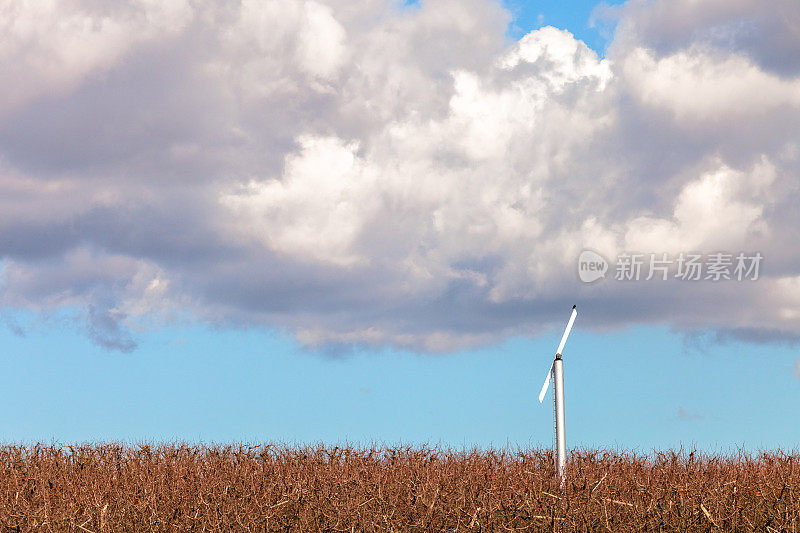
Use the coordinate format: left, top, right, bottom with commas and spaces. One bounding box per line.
405, 0, 623, 51
1, 0, 800, 452
502, 0, 622, 50
3, 307, 798, 451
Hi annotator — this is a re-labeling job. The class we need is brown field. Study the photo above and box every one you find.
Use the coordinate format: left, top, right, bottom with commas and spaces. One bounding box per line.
0, 443, 797, 532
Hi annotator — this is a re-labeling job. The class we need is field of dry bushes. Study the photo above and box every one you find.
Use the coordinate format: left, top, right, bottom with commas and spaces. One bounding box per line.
0, 443, 798, 531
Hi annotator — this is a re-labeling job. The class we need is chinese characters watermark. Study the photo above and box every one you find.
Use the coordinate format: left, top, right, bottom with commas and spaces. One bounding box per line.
578, 251, 762, 283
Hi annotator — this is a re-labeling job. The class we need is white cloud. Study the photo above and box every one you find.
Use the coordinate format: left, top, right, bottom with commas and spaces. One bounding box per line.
624, 158, 774, 253
622, 48, 800, 121
0, 0, 799, 351
296, 1, 348, 79
0, 0, 192, 117
222, 135, 375, 266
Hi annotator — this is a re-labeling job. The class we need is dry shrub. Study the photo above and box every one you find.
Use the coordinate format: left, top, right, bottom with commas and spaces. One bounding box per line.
0, 443, 797, 531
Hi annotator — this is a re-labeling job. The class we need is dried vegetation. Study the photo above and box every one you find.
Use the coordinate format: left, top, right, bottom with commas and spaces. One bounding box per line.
0, 444, 798, 531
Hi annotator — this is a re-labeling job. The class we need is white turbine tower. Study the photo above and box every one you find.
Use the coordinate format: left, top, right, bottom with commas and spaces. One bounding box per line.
538, 305, 577, 484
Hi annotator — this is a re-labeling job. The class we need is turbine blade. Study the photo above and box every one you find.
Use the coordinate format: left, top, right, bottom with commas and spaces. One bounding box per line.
538, 360, 554, 403
556, 305, 578, 355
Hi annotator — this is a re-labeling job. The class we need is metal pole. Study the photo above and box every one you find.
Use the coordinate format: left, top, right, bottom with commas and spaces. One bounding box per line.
553, 354, 566, 485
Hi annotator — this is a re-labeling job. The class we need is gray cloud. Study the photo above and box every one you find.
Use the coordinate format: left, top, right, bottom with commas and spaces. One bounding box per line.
0, 0, 799, 352
87, 305, 137, 353
677, 407, 703, 421
600, 0, 800, 76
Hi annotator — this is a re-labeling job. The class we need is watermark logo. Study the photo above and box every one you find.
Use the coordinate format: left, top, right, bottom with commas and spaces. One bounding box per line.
578, 250, 608, 283
577, 250, 763, 283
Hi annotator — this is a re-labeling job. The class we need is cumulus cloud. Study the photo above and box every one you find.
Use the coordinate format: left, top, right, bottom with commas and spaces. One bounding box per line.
0, 0, 193, 117
0, 0, 799, 352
